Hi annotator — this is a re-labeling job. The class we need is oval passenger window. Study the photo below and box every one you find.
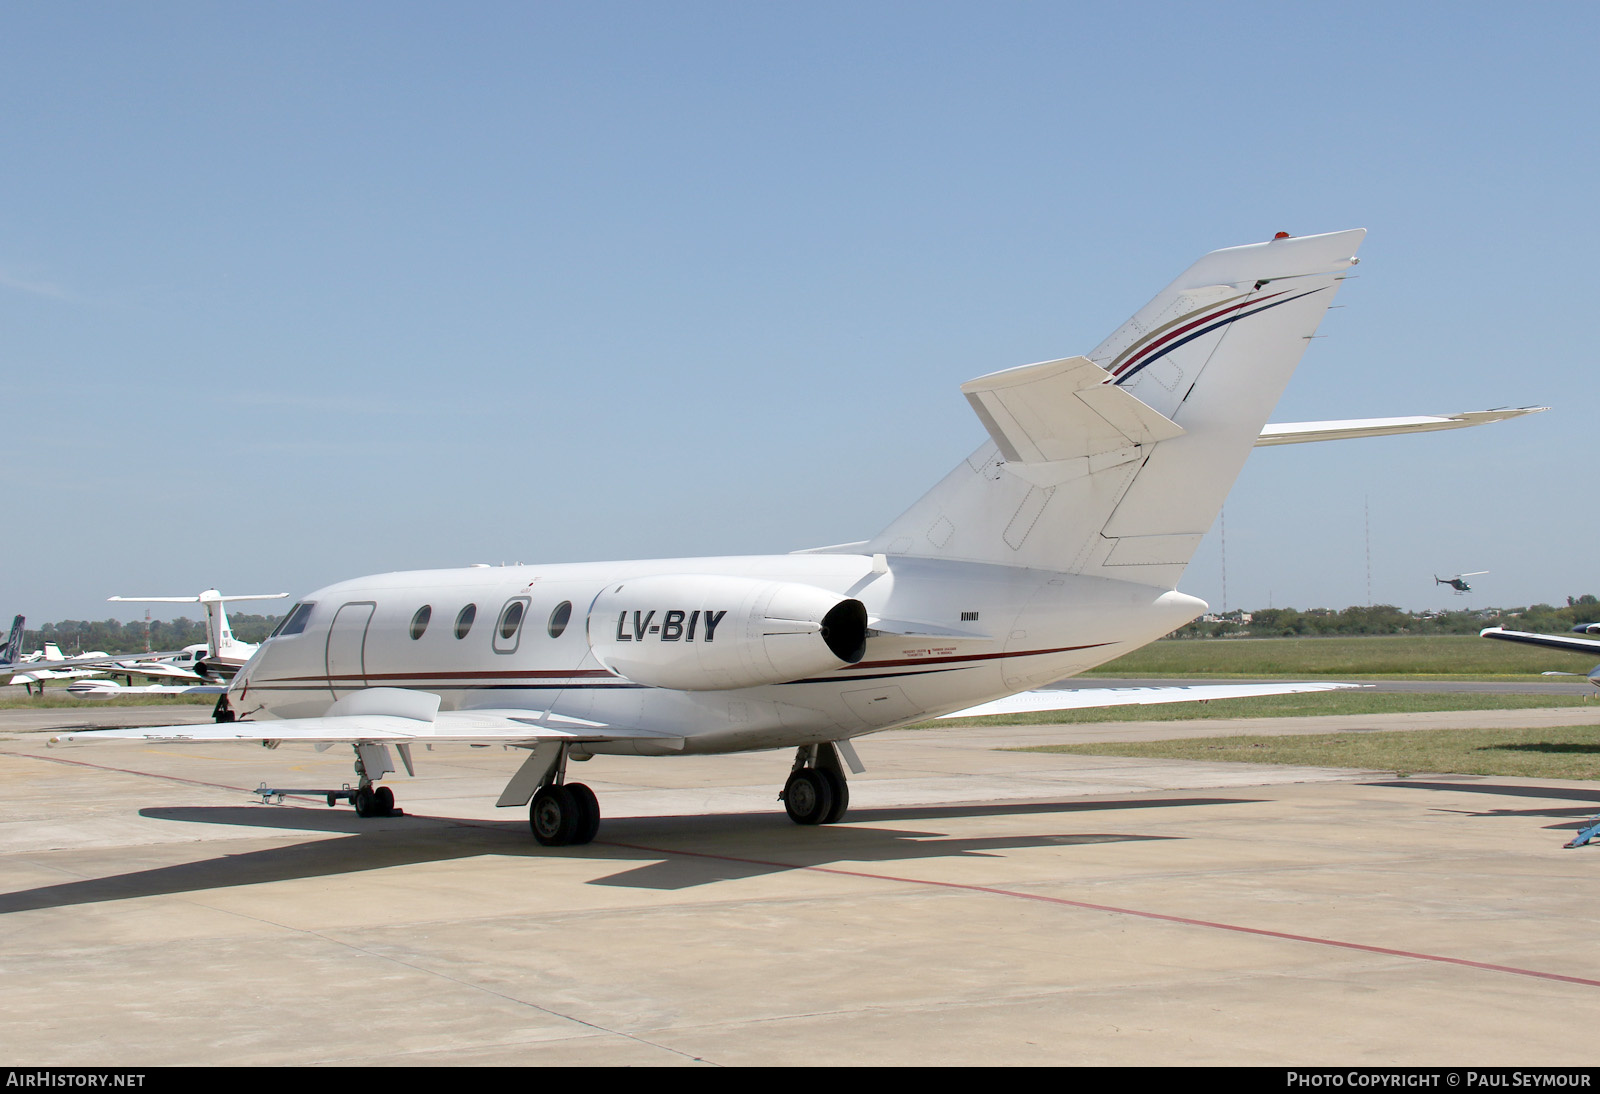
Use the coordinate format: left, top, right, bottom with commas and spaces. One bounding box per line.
499, 601, 525, 640
455, 604, 476, 639
410, 605, 432, 640
548, 601, 572, 638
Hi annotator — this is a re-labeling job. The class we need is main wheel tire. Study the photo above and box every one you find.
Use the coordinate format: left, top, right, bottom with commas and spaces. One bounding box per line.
783, 769, 834, 826
354, 786, 376, 818
373, 785, 395, 818
530, 785, 578, 846
565, 782, 600, 845
819, 767, 849, 825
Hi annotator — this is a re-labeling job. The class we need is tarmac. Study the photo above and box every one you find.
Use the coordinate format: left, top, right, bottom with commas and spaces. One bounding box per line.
2, 703, 1599, 1066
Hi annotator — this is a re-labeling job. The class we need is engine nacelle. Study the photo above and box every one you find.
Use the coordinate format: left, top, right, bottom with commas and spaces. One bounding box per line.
588, 574, 867, 691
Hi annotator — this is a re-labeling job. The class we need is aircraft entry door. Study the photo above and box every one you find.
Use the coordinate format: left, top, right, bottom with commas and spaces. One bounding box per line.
326, 602, 375, 700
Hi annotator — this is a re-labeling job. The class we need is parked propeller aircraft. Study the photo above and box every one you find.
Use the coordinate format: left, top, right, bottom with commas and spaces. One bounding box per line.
54, 229, 1538, 845
0, 617, 120, 695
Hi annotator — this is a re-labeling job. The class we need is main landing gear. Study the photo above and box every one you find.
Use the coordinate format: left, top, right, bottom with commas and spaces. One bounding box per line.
782, 741, 854, 826
498, 741, 602, 847
354, 783, 396, 818
529, 781, 600, 846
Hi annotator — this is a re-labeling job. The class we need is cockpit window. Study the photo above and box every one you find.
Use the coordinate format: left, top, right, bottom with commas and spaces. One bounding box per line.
410, 605, 432, 640
455, 604, 476, 639
270, 602, 316, 637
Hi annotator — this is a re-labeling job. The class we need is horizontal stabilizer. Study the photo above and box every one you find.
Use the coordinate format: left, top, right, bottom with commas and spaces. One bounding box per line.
1257, 407, 1547, 446
1480, 627, 1600, 657
937, 681, 1363, 720
108, 593, 289, 604
961, 356, 1184, 464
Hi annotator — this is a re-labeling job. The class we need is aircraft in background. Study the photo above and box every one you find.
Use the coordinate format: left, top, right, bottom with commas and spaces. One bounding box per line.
1480, 626, 1600, 688
107, 590, 289, 678
0, 616, 22, 670
69, 591, 289, 700
1436, 571, 1488, 594
56, 229, 1541, 846
0, 616, 121, 695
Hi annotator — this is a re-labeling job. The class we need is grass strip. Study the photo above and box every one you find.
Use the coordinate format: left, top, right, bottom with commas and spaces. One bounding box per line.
1015, 725, 1600, 781
0, 694, 215, 710
1085, 634, 1593, 677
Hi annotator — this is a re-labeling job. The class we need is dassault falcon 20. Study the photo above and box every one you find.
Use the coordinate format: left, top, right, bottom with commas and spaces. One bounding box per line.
57, 229, 1543, 845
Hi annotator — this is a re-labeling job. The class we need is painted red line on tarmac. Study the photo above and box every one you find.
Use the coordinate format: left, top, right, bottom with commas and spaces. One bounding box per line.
22, 748, 1596, 989
601, 840, 1600, 990
23, 750, 256, 794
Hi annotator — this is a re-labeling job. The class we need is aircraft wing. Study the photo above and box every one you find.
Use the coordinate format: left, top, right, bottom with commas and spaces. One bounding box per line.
107, 661, 207, 681
65, 680, 226, 698
1256, 407, 1546, 446
50, 689, 687, 752
1480, 627, 1600, 657
937, 681, 1363, 719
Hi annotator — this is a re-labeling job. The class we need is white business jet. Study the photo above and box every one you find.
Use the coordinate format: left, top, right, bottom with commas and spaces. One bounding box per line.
107, 590, 288, 678
54, 230, 1535, 845
65, 591, 289, 698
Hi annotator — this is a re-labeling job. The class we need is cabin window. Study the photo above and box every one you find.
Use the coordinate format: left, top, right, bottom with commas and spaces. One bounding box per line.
271, 602, 315, 638
548, 601, 572, 639
493, 597, 530, 654
455, 604, 476, 639
410, 605, 432, 640
499, 601, 525, 639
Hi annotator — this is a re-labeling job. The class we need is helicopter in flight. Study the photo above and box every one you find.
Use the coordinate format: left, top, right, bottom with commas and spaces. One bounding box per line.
1436, 571, 1488, 594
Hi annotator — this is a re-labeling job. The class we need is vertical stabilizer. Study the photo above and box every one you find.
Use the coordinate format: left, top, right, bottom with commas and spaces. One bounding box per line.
199, 590, 234, 658
866, 229, 1364, 586
2, 616, 24, 666
108, 591, 289, 660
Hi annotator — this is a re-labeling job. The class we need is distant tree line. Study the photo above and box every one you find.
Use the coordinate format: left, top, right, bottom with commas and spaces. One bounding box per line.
1172, 596, 1600, 639
18, 614, 283, 654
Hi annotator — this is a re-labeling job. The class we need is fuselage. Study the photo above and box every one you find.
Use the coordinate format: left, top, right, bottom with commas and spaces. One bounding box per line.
229, 553, 1205, 756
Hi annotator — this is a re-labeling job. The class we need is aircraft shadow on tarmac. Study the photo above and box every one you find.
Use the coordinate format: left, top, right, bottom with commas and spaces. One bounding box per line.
1366, 779, 1600, 830
0, 796, 1255, 912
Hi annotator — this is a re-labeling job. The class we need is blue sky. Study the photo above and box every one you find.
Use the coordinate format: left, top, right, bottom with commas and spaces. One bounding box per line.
2, 2, 1592, 624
